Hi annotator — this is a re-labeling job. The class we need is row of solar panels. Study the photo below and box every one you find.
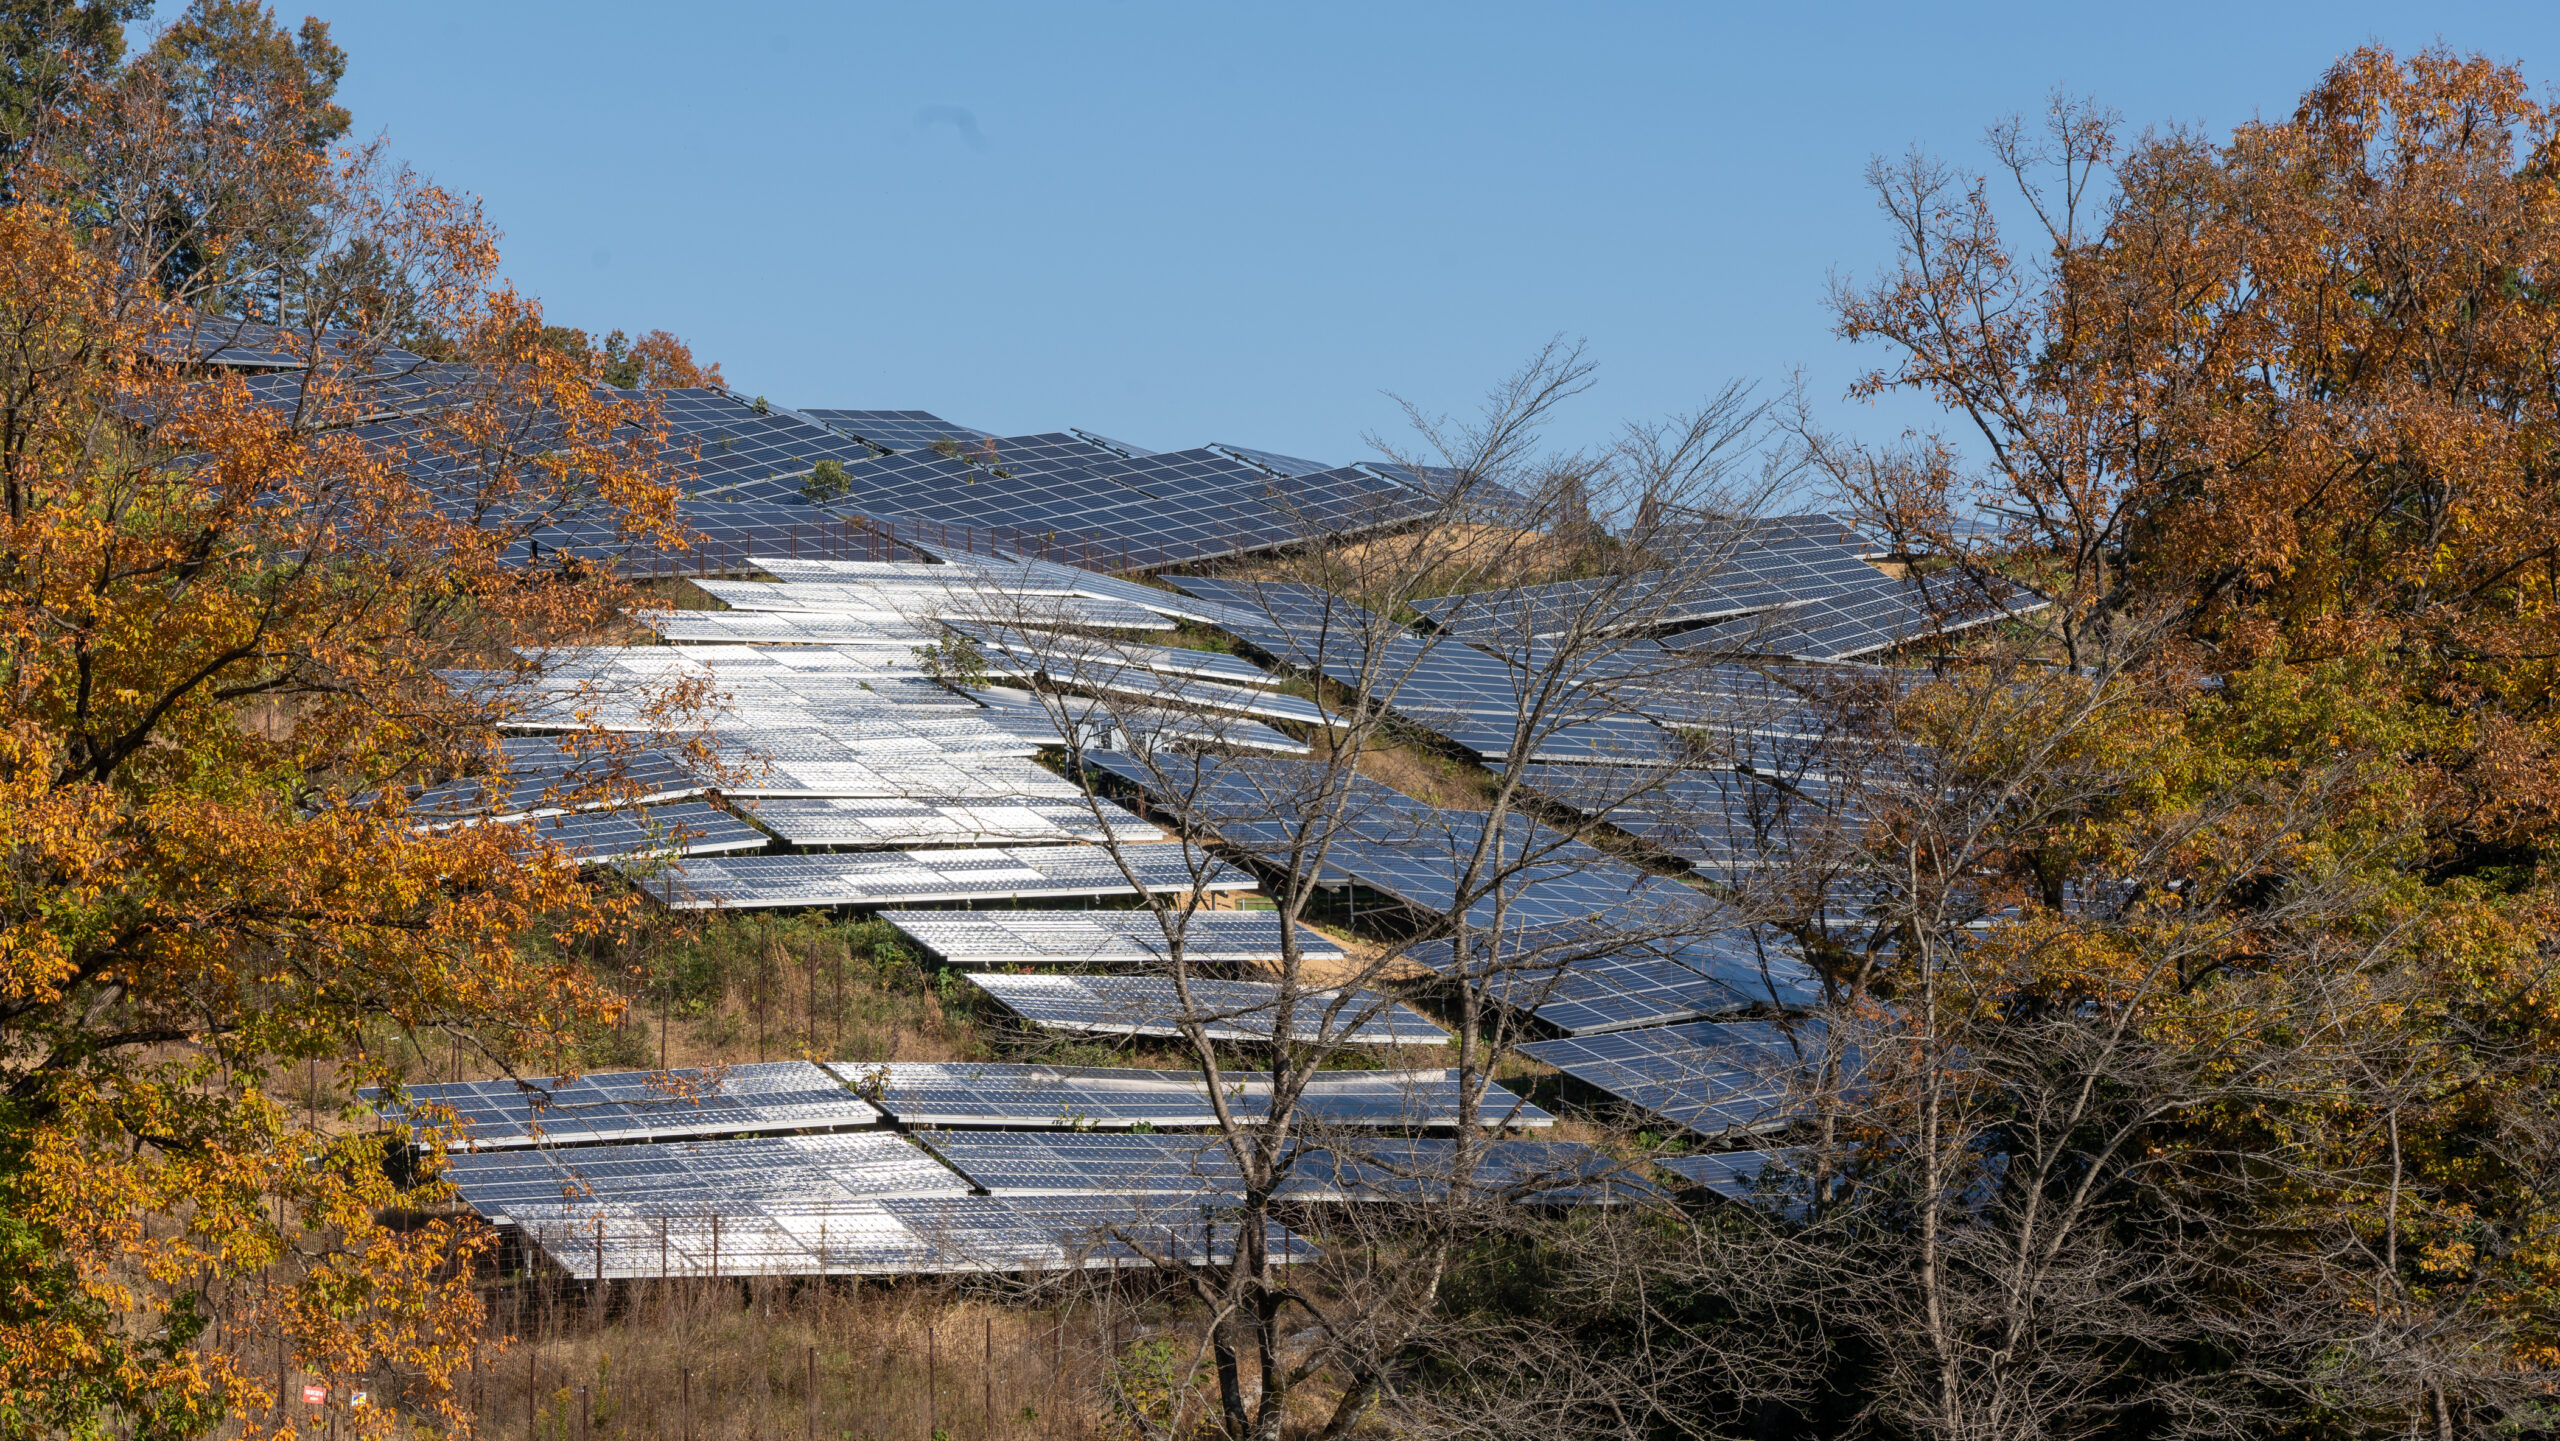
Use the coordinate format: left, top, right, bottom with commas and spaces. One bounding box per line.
369, 1059, 1551, 1151
377, 1056, 1801, 1278
203, 352, 1463, 570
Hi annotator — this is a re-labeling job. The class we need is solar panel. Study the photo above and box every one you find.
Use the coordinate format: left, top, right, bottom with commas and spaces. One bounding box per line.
1210, 443, 1334, 479
832, 1062, 1548, 1130
1517, 763, 1864, 881
497, 1190, 1309, 1279
1164, 578, 1684, 763
1653, 1147, 1806, 1202
640, 845, 1258, 910
947, 624, 1280, 687
967, 973, 1446, 1046
879, 909, 1342, 966
738, 795, 1162, 848
801, 409, 994, 452
921, 1133, 1643, 1205
441, 1131, 966, 1223
693, 578, 1174, 632
410, 736, 703, 821
1083, 750, 1724, 933
1517, 1020, 1830, 1138
1407, 923, 1822, 1034
1664, 564, 2048, 664
370, 1061, 881, 1151
505, 800, 767, 862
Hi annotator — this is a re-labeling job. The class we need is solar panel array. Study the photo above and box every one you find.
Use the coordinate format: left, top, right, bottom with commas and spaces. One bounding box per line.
924, 1132, 1647, 1204
373, 1062, 882, 1151
802, 409, 995, 452
829, 1061, 1550, 1130
1166, 577, 1687, 763
966, 973, 1448, 1046
757, 431, 1440, 568
1084, 751, 1723, 933
880, 910, 1343, 966
739, 795, 1160, 848
1653, 1147, 1804, 1203
443, 1131, 965, 1223
503, 1187, 1305, 1280
643, 845, 1255, 911
1518, 1020, 1831, 1138
1516, 762, 1864, 882
1406, 924, 1823, 1035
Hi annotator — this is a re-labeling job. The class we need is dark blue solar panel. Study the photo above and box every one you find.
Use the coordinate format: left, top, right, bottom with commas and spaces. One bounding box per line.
1519, 1019, 1832, 1138
801, 409, 994, 452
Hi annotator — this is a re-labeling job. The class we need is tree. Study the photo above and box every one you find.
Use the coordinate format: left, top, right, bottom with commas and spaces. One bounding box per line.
953, 345, 1837, 1441
1542, 46, 2560, 1441
0, 132, 697, 1441
0, 0, 145, 188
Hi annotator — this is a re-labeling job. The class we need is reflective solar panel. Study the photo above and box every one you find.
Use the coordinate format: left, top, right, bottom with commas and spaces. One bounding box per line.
498, 1190, 1308, 1279
441, 1131, 965, 1223
1653, 1147, 1806, 1202
880, 909, 1340, 965
1518, 1020, 1831, 1138
828, 1061, 1548, 1129
1164, 578, 1684, 763
968, 972, 1446, 1046
1407, 923, 1821, 1034
641, 845, 1256, 910
919, 1132, 1641, 1205
370, 1061, 881, 1150
739, 795, 1162, 847
506, 799, 767, 863
801, 409, 994, 452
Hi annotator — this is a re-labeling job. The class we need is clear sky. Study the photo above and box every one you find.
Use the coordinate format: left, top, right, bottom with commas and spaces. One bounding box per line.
201, 2, 2560, 471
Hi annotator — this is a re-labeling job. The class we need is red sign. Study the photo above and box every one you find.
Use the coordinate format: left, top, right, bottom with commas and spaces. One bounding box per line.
301, 1384, 327, 1405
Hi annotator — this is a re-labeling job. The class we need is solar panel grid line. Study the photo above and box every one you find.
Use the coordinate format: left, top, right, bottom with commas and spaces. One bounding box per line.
738, 795, 1164, 848
1517, 1020, 1833, 1139
641, 845, 1258, 910
368, 1060, 883, 1151
968, 972, 1447, 1046
501, 800, 768, 863
1653, 1147, 1809, 1203
828, 1061, 1551, 1130
879, 909, 1343, 965
500, 1193, 1312, 1279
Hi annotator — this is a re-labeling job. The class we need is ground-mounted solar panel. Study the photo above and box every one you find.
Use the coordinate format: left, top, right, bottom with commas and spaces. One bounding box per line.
1408, 924, 1822, 1034
1164, 577, 1687, 763
410, 737, 704, 822
738, 795, 1162, 848
498, 1190, 1310, 1279
1518, 1020, 1831, 1138
922, 1132, 1643, 1205
642, 611, 931, 649
1210, 443, 1334, 479
641, 845, 1257, 910
921, 1131, 1247, 1196
915, 545, 1240, 625
948, 624, 1280, 687
1083, 751, 1725, 936
440, 1131, 966, 1224
878, 909, 1341, 966
508, 799, 767, 863
967, 973, 1446, 1046
1286, 1137, 1658, 1205
827, 1061, 1549, 1130
370, 1060, 881, 1151
800, 409, 994, 452
1653, 1147, 1806, 1202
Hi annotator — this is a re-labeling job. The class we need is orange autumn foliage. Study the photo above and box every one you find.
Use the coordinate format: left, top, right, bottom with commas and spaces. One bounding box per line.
0, 149, 697, 1441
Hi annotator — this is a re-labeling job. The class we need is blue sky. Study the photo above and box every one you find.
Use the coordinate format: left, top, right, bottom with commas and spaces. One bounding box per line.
226, 3, 2560, 471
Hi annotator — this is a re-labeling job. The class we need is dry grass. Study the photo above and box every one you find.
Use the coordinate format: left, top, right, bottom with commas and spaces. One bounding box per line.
197, 1275, 1175, 1441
